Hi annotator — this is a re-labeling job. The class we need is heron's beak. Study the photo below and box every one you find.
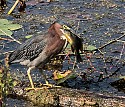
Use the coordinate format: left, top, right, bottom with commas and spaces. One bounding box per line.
62, 25, 70, 30
62, 25, 76, 34
61, 25, 76, 44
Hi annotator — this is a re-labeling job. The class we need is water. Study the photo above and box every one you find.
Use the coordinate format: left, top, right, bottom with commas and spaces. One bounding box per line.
0, 0, 125, 106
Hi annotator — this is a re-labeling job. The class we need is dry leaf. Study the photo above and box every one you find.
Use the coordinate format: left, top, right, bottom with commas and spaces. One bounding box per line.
53, 70, 72, 80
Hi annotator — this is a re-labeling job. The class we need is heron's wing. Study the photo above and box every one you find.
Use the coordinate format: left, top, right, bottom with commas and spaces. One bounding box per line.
9, 35, 47, 64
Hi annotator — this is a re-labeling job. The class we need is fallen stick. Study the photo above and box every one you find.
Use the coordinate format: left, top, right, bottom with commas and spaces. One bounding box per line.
8, 87, 125, 107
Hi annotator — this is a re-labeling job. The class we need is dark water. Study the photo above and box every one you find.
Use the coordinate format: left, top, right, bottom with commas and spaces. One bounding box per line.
0, 0, 125, 106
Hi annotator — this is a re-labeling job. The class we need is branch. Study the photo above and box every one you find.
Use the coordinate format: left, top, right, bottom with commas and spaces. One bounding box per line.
0, 29, 22, 44
0, 37, 13, 41
98, 34, 125, 50
8, 0, 19, 15
8, 87, 125, 107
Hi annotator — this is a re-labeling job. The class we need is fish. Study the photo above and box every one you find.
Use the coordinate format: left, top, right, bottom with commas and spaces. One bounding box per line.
63, 29, 83, 62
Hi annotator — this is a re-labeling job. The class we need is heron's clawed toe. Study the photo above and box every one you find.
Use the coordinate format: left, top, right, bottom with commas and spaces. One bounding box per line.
25, 87, 48, 91
42, 83, 61, 88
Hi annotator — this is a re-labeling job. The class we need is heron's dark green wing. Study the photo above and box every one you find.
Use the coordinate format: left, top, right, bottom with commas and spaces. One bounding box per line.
9, 35, 47, 64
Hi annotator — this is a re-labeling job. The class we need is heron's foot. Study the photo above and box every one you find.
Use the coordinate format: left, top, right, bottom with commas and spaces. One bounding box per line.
39, 80, 61, 88
25, 87, 48, 91
25, 83, 61, 91
42, 83, 61, 88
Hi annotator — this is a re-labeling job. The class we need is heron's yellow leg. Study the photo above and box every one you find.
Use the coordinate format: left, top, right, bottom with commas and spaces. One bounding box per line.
25, 68, 61, 90
41, 70, 52, 86
27, 67, 34, 89
41, 70, 61, 88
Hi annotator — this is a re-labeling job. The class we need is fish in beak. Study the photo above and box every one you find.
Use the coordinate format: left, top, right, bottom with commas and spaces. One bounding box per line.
62, 29, 83, 62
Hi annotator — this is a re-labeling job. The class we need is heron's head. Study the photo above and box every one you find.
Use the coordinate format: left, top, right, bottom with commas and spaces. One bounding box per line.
48, 20, 76, 44
49, 21, 70, 32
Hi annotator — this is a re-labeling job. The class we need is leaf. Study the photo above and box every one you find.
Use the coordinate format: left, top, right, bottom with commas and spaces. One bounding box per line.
86, 45, 97, 51
0, 28, 13, 36
6, 24, 22, 30
0, 19, 12, 24
53, 70, 72, 80
65, 44, 97, 53
25, 35, 33, 39
0, 19, 22, 36
55, 70, 76, 85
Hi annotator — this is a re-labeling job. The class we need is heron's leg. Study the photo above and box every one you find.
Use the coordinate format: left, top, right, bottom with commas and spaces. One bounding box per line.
41, 70, 49, 85
40, 70, 61, 88
27, 67, 34, 88
25, 68, 50, 90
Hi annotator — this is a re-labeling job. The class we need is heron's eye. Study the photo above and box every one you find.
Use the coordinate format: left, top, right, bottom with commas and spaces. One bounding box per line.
63, 25, 70, 30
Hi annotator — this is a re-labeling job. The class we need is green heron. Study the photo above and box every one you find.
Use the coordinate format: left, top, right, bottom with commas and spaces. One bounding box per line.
63, 29, 83, 63
8, 21, 74, 89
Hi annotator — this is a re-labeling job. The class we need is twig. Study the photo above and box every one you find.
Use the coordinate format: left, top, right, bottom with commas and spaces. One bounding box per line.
116, 40, 125, 43
97, 55, 125, 82
75, 20, 80, 34
98, 67, 121, 82
98, 34, 125, 50
8, 0, 19, 15
0, 37, 13, 41
7, 35, 22, 44
116, 43, 125, 65
119, 43, 125, 59
0, 29, 22, 44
